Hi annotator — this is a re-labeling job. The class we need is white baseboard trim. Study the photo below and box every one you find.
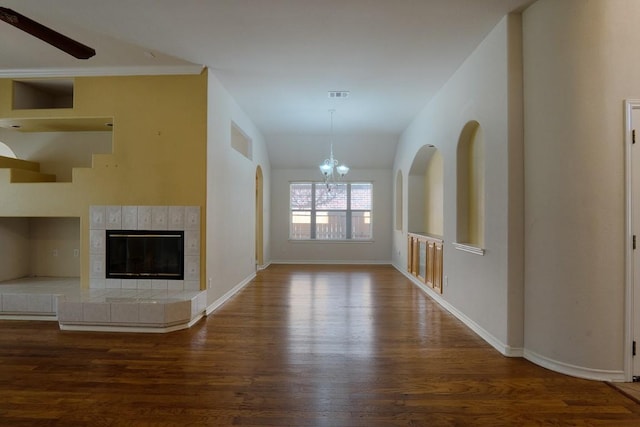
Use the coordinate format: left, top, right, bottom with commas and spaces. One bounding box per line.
205, 272, 256, 316
523, 349, 626, 382
58, 315, 205, 333
0, 314, 58, 322
394, 263, 627, 381
256, 262, 271, 271
393, 263, 522, 358
270, 260, 392, 265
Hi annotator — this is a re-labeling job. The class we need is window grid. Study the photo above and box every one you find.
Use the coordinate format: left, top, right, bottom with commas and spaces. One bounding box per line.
290, 182, 372, 241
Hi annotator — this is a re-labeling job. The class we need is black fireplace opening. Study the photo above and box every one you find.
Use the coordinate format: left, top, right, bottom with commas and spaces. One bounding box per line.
106, 230, 184, 280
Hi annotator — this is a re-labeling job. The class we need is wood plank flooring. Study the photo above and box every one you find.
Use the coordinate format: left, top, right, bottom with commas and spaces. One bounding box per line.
1, 264, 639, 426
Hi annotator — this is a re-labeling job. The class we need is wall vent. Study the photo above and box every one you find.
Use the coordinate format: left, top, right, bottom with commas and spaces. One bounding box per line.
328, 91, 350, 99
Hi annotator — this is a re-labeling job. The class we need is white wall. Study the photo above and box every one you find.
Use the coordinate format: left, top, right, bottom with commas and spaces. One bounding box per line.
270, 168, 392, 263
522, 0, 640, 380
0, 129, 112, 182
206, 70, 271, 305
393, 15, 524, 354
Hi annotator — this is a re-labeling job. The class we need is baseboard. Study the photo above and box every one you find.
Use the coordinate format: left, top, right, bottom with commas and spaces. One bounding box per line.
256, 262, 271, 271
393, 262, 522, 358
393, 263, 629, 381
270, 260, 392, 265
205, 272, 256, 316
523, 349, 626, 382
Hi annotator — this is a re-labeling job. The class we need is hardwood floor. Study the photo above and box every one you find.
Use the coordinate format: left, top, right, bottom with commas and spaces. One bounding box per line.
1, 264, 639, 426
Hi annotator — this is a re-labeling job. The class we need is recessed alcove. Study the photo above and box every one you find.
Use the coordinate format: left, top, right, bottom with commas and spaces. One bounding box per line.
0, 117, 113, 182
12, 79, 74, 110
231, 121, 252, 160
0, 216, 80, 282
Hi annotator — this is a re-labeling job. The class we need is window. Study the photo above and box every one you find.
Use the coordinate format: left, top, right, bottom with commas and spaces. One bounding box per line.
290, 182, 372, 240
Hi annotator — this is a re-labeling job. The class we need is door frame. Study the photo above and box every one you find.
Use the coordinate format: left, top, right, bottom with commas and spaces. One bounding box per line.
624, 99, 640, 381
255, 165, 264, 268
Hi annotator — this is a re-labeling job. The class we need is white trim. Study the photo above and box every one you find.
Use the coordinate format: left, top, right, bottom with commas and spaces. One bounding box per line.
396, 259, 629, 381
271, 260, 392, 265
452, 242, 485, 256
256, 262, 271, 271
393, 263, 522, 357
0, 314, 58, 322
288, 239, 375, 244
624, 99, 639, 382
524, 349, 626, 382
205, 273, 256, 316
58, 316, 204, 333
0, 65, 204, 79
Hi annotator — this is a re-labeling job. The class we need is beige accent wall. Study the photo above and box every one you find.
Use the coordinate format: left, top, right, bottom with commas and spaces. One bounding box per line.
0, 73, 208, 288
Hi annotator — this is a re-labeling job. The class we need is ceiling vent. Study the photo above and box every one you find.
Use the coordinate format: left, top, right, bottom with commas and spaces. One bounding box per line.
328, 91, 350, 99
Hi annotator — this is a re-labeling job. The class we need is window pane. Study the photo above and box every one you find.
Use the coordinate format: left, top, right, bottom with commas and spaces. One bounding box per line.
290, 183, 313, 210
291, 211, 311, 239
351, 183, 372, 210
351, 211, 372, 239
315, 211, 346, 240
316, 183, 347, 210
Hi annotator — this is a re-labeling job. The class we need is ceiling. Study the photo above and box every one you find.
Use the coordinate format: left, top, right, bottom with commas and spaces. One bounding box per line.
0, 0, 533, 168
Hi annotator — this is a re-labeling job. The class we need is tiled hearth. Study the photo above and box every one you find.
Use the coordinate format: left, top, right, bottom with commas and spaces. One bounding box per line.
60, 204, 206, 332
57, 288, 207, 333
0, 277, 207, 333
0, 277, 79, 320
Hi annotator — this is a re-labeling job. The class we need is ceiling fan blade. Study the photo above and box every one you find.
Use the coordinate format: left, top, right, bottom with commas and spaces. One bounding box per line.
0, 7, 95, 60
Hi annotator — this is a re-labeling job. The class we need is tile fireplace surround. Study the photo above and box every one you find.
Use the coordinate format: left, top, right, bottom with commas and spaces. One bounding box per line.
56, 205, 205, 333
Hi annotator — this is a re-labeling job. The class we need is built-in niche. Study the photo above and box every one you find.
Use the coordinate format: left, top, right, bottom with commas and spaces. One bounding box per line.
455, 120, 485, 254
408, 145, 443, 237
12, 79, 74, 110
0, 117, 113, 182
231, 121, 252, 160
0, 217, 80, 282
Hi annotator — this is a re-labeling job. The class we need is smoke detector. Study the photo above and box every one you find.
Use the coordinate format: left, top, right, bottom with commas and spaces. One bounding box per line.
328, 91, 350, 99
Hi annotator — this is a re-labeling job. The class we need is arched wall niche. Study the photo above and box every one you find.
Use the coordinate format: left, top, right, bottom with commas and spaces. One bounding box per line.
456, 120, 485, 248
408, 144, 443, 237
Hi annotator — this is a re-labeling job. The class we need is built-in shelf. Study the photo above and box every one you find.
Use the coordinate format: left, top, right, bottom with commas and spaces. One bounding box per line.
12, 79, 74, 110
453, 242, 485, 256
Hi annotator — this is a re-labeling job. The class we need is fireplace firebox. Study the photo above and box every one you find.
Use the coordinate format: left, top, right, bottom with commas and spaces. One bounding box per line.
106, 230, 184, 280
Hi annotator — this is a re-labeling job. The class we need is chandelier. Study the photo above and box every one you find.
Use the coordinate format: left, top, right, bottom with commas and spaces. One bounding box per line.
319, 109, 349, 191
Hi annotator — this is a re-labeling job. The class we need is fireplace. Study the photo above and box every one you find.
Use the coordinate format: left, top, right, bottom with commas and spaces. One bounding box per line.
106, 230, 184, 280
89, 205, 200, 291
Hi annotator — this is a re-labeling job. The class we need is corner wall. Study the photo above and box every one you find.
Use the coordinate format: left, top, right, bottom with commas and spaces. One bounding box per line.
522, 0, 640, 380
206, 70, 271, 306
393, 15, 524, 354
